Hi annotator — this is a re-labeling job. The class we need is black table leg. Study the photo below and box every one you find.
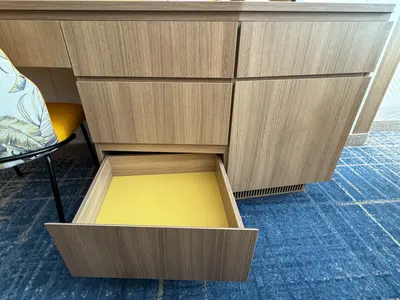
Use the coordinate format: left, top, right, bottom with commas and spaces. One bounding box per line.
13, 166, 23, 177
44, 154, 65, 223
80, 123, 100, 168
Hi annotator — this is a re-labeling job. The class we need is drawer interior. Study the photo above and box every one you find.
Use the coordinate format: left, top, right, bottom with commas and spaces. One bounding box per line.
46, 154, 256, 281
73, 153, 243, 228
96, 172, 230, 227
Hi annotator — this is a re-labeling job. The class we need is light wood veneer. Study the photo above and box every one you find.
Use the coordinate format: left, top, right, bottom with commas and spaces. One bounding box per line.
237, 21, 392, 77
353, 19, 400, 134
77, 81, 233, 145
0, 1, 394, 12
47, 154, 258, 281
0, 20, 70, 67
61, 21, 237, 78
228, 76, 371, 192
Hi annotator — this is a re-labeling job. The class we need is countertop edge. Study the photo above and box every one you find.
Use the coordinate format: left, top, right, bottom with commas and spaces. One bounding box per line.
0, 1, 395, 13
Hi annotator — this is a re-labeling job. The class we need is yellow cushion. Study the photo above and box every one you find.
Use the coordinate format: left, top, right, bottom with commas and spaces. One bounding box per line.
46, 103, 85, 142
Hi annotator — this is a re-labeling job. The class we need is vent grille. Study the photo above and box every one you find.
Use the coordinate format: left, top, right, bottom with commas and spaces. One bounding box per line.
233, 184, 305, 199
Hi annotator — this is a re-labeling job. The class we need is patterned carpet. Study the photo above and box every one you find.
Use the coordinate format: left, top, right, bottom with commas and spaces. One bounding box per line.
0, 131, 400, 299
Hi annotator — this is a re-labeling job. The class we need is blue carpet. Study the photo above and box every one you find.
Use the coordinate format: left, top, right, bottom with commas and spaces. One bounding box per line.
0, 131, 400, 299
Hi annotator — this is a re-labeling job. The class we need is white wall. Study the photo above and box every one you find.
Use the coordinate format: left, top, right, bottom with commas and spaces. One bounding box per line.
375, 63, 400, 121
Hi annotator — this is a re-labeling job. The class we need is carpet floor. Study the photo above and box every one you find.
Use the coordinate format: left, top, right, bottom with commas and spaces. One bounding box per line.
0, 131, 400, 299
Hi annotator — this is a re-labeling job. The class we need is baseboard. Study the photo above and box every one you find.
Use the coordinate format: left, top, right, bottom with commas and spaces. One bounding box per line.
370, 120, 400, 132
345, 133, 368, 147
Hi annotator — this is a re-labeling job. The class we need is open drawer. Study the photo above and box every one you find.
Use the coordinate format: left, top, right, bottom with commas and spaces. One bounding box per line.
46, 154, 258, 282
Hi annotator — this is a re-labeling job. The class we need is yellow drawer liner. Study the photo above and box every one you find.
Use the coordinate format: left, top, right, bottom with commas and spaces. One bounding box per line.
96, 172, 230, 228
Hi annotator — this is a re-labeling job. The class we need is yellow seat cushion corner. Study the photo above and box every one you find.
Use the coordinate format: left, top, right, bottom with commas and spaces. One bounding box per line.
46, 102, 85, 142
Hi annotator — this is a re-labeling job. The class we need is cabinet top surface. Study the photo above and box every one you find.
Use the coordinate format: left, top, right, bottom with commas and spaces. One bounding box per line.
0, 0, 394, 12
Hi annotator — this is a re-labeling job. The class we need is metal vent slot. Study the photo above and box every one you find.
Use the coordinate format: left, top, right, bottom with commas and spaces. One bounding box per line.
233, 184, 305, 199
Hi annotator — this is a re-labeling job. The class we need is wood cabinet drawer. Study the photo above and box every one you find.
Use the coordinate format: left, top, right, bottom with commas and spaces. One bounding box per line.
77, 81, 232, 145
237, 22, 392, 78
0, 20, 70, 68
228, 76, 370, 192
61, 21, 237, 78
46, 154, 258, 281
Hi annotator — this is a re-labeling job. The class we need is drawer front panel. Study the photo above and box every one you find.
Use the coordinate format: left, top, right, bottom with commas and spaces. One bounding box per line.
237, 22, 392, 77
228, 76, 370, 191
77, 81, 232, 145
0, 20, 71, 68
62, 21, 237, 78
46, 224, 257, 281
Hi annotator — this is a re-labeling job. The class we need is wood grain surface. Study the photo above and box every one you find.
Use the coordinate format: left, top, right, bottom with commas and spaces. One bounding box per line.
0, 1, 394, 12
215, 157, 243, 228
50, 153, 257, 281
353, 19, 400, 134
97, 143, 227, 155
0, 11, 391, 22
77, 81, 232, 145
46, 224, 258, 281
228, 76, 370, 191
0, 20, 70, 67
61, 21, 237, 78
237, 22, 392, 77
73, 157, 112, 223
109, 154, 217, 176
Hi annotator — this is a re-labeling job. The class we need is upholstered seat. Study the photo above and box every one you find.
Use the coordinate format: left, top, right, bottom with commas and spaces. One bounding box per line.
46, 103, 85, 142
0, 48, 98, 222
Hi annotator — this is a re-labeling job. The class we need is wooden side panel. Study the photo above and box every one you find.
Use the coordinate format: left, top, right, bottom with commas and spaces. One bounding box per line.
228, 77, 370, 192
46, 224, 258, 281
18, 67, 81, 104
73, 157, 113, 223
0, 20, 70, 67
353, 19, 400, 134
215, 156, 243, 228
109, 154, 216, 176
61, 21, 237, 78
49, 68, 81, 104
237, 22, 392, 77
77, 81, 232, 145
18, 68, 59, 102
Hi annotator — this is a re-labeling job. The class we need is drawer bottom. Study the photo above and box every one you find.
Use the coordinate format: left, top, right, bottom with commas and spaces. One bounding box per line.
96, 172, 230, 228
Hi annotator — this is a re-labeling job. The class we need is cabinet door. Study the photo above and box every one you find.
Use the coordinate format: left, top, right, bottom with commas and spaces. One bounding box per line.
228, 77, 370, 192
61, 21, 237, 78
0, 20, 70, 68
